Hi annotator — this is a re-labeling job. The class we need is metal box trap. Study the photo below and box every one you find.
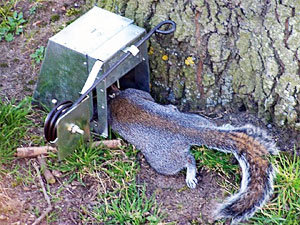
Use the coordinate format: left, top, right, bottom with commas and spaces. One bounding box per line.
33, 7, 175, 159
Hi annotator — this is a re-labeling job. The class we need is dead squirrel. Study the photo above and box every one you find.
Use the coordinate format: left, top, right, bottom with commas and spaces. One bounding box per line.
108, 88, 278, 224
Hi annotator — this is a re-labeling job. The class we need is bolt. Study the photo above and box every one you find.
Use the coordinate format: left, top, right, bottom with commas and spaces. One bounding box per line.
68, 124, 84, 135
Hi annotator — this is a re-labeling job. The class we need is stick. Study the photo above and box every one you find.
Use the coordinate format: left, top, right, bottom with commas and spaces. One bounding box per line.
16, 146, 56, 158
37, 156, 56, 184
17, 139, 123, 158
92, 139, 123, 149
32, 162, 53, 225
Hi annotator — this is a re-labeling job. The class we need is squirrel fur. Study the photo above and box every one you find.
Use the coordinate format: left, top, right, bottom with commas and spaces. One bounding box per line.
108, 88, 278, 224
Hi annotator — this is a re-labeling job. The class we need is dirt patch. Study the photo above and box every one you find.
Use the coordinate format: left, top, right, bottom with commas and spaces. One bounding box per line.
137, 153, 224, 224
1, 161, 100, 225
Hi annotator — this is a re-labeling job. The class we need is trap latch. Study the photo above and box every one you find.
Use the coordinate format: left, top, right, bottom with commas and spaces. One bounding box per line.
33, 7, 176, 159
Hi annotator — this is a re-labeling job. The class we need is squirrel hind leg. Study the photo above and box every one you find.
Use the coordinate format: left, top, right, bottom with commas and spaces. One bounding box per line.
185, 154, 198, 189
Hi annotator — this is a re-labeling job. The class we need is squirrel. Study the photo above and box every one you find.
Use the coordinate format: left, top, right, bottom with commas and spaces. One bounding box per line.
108, 88, 278, 224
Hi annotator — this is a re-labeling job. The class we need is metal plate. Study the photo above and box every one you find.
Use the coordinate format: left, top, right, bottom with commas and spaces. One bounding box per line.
50, 7, 133, 55
56, 96, 91, 160
33, 41, 88, 109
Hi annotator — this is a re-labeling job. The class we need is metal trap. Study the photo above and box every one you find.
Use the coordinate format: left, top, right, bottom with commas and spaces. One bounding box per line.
33, 6, 175, 159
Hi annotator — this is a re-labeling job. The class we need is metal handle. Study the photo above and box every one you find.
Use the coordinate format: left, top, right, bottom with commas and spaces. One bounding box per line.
135, 20, 176, 47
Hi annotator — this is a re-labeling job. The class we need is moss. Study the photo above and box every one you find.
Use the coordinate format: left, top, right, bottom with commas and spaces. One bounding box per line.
50, 14, 60, 22
0, 62, 8, 68
202, 72, 215, 87
27, 80, 36, 85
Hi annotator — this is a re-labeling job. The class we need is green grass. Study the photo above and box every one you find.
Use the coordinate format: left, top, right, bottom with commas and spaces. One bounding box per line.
250, 150, 300, 224
92, 184, 161, 224
48, 143, 162, 224
0, 98, 33, 164
192, 146, 241, 191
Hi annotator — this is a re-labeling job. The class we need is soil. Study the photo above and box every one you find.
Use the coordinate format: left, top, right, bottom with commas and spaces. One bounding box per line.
0, 1, 299, 225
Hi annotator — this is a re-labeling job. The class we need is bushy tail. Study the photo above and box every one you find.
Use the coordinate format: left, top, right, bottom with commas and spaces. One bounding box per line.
197, 124, 278, 224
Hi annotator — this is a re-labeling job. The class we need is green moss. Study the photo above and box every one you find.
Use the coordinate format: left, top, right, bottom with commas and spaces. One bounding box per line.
0, 62, 8, 68
27, 79, 36, 85
50, 14, 60, 22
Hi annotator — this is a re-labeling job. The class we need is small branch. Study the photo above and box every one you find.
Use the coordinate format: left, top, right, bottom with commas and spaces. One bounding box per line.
16, 146, 56, 158
37, 156, 56, 184
16, 139, 123, 158
32, 162, 53, 225
92, 139, 124, 149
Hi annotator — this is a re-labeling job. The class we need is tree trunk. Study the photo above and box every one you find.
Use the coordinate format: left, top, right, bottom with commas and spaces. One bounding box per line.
95, 0, 300, 131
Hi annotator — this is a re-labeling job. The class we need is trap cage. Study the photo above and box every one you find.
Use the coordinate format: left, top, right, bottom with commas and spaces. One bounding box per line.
33, 6, 175, 159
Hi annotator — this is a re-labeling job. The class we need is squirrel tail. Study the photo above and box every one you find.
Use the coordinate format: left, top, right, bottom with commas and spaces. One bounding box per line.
197, 124, 278, 224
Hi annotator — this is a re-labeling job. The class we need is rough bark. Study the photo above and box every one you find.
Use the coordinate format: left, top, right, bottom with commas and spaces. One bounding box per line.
94, 0, 300, 131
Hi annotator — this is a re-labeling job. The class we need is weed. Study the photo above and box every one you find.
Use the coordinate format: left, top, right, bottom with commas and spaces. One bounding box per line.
0, 11, 26, 42
66, 8, 82, 17
30, 46, 45, 65
29, 5, 37, 15
0, 98, 32, 164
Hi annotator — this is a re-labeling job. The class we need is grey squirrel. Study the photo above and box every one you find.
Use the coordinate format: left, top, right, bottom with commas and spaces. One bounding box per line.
108, 88, 278, 224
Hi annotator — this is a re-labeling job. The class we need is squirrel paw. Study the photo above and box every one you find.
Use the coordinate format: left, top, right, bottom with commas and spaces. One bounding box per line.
186, 176, 198, 189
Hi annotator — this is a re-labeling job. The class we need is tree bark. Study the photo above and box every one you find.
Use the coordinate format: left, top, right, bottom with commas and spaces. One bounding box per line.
96, 0, 300, 131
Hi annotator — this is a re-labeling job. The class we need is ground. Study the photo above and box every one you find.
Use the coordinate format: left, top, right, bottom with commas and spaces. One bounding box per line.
0, 1, 299, 225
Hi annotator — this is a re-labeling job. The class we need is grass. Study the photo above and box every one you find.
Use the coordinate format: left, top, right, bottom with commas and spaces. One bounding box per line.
92, 184, 161, 224
250, 150, 300, 224
47, 142, 162, 224
0, 97, 33, 164
192, 146, 241, 191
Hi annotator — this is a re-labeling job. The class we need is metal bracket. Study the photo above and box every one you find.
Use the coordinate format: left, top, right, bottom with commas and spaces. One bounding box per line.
55, 96, 91, 160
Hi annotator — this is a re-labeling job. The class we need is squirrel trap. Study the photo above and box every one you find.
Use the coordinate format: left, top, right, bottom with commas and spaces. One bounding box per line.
33, 6, 176, 159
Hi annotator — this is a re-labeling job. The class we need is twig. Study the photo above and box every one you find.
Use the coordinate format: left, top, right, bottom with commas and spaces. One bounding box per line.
17, 139, 123, 158
37, 156, 56, 184
92, 139, 124, 149
32, 161, 53, 225
16, 146, 56, 158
